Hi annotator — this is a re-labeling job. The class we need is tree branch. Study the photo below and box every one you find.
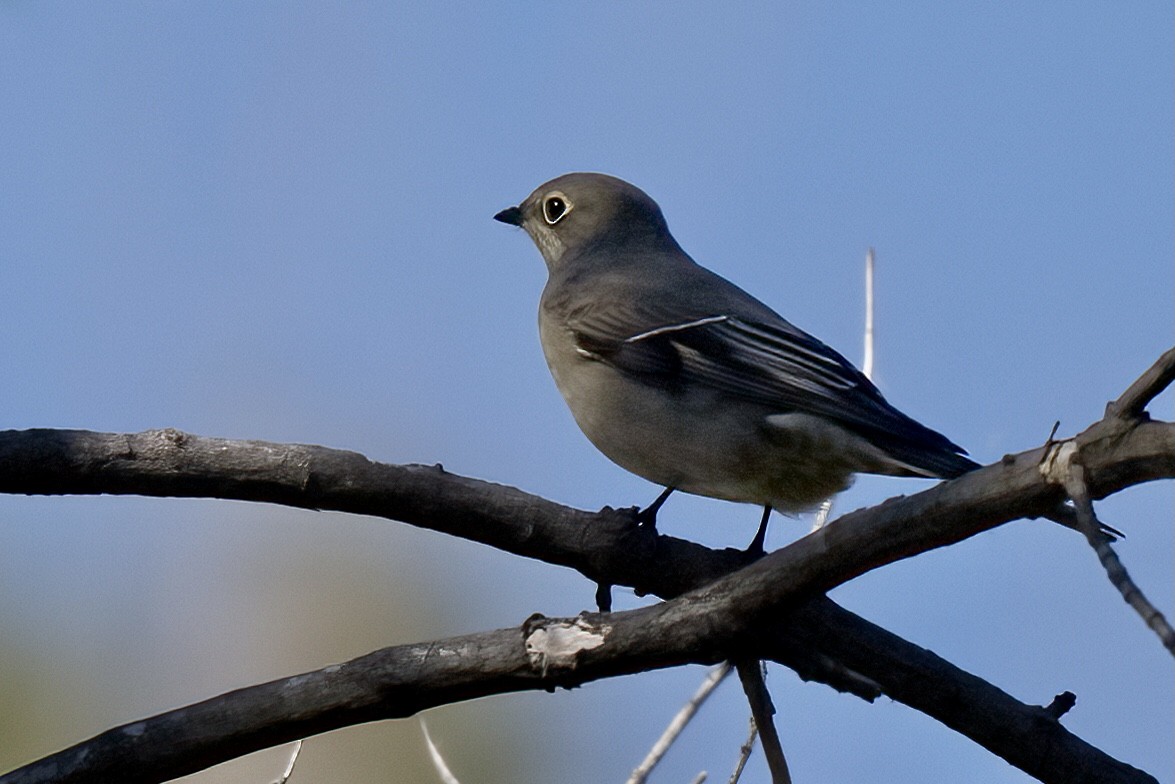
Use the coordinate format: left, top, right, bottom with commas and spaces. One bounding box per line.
1108, 345, 1175, 419
762, 598, 1153, 784
1, 418, 1169, 602
1058, 456, 1175, 653
0, 599, 1156, 784
734, 659, 791, 784
1, 349, 1172, 784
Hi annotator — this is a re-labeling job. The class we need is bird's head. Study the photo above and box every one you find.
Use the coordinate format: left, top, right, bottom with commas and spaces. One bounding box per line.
495, 172, 672, 271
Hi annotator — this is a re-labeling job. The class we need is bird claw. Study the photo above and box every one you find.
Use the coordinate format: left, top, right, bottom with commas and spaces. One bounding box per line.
633, 504, 659, 530
634, 486, 676, 532
742, 538, 767, 561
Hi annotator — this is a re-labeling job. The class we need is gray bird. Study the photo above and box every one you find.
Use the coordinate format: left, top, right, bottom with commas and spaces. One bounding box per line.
495, 173, 977, 552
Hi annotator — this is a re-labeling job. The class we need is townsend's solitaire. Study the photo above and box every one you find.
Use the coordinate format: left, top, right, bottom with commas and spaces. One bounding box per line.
495, 173, 977, 551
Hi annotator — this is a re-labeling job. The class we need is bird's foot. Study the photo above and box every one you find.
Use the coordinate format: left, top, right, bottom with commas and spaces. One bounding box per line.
635, 486, 676, 531
633, 504, 659, 530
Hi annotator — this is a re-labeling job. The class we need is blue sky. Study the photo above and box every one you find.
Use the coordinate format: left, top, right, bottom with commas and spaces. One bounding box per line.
1, 4, 1171, 783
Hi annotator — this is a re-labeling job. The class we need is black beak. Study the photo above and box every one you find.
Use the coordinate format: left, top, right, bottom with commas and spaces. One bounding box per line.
493, 205, 523, 226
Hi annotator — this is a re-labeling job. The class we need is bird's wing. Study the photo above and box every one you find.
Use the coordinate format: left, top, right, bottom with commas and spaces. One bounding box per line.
566, 300, 969, 461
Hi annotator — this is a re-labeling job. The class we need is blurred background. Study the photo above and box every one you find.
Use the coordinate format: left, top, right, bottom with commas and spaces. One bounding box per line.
0, 4, 1171, 782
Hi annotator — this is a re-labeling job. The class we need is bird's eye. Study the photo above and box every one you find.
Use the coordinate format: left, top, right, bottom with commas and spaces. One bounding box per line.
543, 193, 571, 225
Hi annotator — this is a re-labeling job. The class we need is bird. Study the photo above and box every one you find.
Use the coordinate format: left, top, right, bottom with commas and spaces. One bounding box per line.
494, 173, 978, 553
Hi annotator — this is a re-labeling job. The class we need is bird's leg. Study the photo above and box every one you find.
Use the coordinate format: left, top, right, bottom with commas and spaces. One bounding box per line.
746, 506, 772, 557
594, 582, 613, 613
635, 486, 676, 530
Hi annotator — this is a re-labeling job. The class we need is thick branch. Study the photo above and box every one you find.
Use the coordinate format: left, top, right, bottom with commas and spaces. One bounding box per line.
0, 600, 1156, 784
0, 419, 1170, 599
0, 611, 712, 784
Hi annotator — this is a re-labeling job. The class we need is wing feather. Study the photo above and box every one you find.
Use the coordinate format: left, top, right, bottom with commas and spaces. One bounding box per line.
566, 300, 971, 471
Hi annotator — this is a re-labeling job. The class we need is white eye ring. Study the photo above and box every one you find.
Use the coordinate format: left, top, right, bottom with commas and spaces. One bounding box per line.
542, 192, 572, 225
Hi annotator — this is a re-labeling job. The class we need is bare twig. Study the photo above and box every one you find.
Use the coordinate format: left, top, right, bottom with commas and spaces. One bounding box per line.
727, 718, 758, 784
1043, 692, 1077, 720
734, 660, 791, 784
1108, 346, 1175, 419
421, 720, 461, 784
1054, 451, 1175, 655
270, 740, 302, 784
626, 663, 732, 784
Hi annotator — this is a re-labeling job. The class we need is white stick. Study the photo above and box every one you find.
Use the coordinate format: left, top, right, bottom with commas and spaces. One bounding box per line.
811, 247, 876, 534
270, 740, 303, 784
626, 663, 733, 784
421, 719, 462, 784
727, 718, 759, 784
863, 247, 875, 381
